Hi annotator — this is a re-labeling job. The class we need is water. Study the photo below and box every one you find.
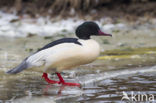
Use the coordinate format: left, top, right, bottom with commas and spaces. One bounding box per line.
0, 67, 155, 103
75, 71, 156, 103
0, 37, 156, 103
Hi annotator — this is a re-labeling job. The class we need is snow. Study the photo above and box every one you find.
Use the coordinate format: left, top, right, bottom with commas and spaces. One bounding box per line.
0, 11, 126, 37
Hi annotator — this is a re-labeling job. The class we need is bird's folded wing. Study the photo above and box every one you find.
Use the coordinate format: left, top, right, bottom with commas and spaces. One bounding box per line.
26, 43, 82, 67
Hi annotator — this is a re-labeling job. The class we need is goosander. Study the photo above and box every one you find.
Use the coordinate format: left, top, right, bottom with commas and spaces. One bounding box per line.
7, 21, 112, 87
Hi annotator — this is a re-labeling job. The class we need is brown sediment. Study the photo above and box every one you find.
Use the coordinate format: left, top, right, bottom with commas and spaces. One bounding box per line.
0, 0, 155, 20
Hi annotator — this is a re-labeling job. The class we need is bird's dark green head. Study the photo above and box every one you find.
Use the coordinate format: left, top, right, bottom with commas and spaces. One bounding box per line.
76, 21, 112, 39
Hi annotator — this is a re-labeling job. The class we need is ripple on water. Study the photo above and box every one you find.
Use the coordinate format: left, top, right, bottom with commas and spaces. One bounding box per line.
60, 71, 156, 103
0, 67, 156, 103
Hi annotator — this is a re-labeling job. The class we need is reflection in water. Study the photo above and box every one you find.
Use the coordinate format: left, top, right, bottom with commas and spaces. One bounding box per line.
43, 85, 71, 96
0, 68, 155, 103
59, 72, 156, 103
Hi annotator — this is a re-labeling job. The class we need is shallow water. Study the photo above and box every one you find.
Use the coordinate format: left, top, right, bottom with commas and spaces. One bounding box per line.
0, 37, 156, 103
75, 70, 156, 103
0, 66, 155, 103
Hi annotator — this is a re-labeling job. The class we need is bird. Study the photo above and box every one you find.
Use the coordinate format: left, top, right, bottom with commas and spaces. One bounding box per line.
7, 21, 112, 87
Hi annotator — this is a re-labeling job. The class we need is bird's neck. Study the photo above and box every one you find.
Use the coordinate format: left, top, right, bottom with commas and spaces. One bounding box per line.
78, 38, 99, 47
78, 36, 90, 40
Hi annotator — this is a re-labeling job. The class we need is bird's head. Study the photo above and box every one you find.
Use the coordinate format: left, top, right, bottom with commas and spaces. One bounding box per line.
76, 21, 112, 39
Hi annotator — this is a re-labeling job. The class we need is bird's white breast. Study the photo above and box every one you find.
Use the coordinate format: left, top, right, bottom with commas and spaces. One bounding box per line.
78, 39, 100, 62
50, 39, 100, 72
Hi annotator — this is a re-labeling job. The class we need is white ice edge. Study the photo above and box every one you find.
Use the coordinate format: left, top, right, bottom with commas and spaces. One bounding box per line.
79, 65, 156, 85
0, 11, 126, 37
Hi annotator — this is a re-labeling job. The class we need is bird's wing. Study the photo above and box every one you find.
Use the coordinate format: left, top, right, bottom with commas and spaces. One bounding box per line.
7, 38, 82, 74
37, 38, 81, 51
27, 41, 82, 67
27, 38, 82, 66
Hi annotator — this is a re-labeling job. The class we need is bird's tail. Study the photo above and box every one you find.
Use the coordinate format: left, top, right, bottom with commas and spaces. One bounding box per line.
6, 60, 28, 74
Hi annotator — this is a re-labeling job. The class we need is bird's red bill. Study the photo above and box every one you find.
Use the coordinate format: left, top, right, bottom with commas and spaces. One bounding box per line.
98, 30, 112, 37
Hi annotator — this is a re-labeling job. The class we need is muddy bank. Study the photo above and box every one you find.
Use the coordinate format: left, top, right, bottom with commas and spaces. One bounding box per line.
0, 0, 156, 19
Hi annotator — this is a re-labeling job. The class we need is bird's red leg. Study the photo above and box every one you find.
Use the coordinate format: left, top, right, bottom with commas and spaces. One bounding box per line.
42, 73, 59, 84
56, 72, 81, 87
42, 72, 80, 87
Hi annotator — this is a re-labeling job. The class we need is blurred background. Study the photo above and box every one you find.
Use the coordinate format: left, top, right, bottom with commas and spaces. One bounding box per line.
0, 0, 156, 18
0, 0, 156, 103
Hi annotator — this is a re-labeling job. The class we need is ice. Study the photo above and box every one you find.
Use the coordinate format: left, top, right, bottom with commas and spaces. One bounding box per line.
0, 11, 127, 37
78, 65, 156, 85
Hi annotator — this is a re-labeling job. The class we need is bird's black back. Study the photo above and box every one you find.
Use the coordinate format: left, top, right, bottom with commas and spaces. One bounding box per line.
38, 38, 82, 51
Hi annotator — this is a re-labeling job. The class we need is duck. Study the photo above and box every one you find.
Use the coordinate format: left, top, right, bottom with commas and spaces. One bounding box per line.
7, 21, 112, 87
